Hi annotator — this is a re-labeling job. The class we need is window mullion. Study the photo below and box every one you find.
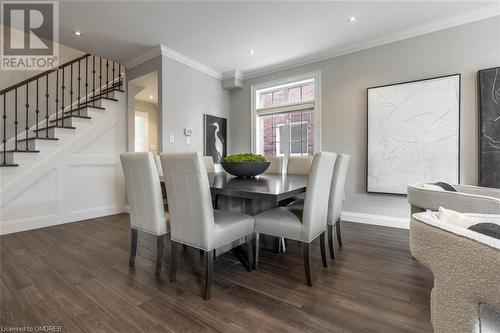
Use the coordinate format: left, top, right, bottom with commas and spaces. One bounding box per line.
284, 114, 291, 157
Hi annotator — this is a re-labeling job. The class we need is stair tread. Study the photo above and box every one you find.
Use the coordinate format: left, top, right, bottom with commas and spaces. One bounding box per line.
34, 125, 76, 132
0, 163, 18, 167
50, 115, 91, 123
4, 149, 40, 153
17, 137, 59, 142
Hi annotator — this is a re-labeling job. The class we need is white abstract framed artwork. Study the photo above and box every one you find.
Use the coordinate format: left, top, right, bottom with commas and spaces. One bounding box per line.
367, 74, 460, 195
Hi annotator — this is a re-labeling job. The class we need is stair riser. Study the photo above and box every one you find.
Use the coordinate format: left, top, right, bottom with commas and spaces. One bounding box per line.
34, 128, 56, 138
24, 139, 59, 151
2, 152, 39, 165
80, 98, 103, 109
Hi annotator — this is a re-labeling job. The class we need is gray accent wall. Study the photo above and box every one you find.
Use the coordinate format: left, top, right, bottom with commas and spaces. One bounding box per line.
229, 17, 500, 220
162, 57, 230, 154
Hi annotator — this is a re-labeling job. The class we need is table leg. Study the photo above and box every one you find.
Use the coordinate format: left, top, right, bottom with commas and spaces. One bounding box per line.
231, 245, 252, 272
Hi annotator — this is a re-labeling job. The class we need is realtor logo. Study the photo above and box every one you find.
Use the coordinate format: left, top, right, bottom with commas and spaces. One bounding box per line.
1, 1, 59, 70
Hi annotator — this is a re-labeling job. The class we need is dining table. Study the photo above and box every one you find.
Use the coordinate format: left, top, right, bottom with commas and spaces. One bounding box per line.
160, 172, 308, 269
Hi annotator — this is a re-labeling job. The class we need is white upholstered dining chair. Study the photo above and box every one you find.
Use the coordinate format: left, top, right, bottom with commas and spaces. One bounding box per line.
326, 154, 350, 258
288, 154, 350, 260
254, 152, 337, 286
264, 155, 284, 174
287, 155, 313, 175
160, 152, 255, 300
202, 156, 215, 173
120, 152, 168, 277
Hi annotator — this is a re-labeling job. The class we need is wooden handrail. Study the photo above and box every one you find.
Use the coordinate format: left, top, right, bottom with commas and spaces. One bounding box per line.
0, 53, 91, 95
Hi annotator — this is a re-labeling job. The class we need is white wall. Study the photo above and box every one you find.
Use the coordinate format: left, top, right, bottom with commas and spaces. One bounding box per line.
229, 17, 500, 227
0, 94, 127, 234
162, 56, 230, 154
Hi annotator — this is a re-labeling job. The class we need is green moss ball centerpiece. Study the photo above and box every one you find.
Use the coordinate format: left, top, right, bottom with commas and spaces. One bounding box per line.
221, 153, 271, 178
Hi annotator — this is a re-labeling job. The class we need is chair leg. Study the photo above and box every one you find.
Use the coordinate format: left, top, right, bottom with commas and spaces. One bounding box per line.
204, 250, 214, 300
281, 238, 287, 253
328, 225, 335, 260
319, 232, 327, 268
336, 218, 343, 247
155, 235, 165, 277
170, 241, 178, 283
245, 235, 253, 272
254, 233, 260, 270
302, 242, 312, 286
129, 229, 138, 266
213, 194, 220, 209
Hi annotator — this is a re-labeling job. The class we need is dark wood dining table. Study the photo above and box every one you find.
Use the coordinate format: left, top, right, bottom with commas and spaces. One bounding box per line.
160, 172, 308, 268
160, 172, 307, 214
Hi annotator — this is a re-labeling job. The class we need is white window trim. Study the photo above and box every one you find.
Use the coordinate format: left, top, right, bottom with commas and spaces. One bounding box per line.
251, 70, 321, 154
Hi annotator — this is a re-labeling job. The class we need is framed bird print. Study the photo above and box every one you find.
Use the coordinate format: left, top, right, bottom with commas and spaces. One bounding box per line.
204, 114, 227, 163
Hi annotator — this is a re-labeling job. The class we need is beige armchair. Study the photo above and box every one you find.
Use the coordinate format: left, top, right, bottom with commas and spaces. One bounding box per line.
407, 183, 500, 215
410, 211, 500, 333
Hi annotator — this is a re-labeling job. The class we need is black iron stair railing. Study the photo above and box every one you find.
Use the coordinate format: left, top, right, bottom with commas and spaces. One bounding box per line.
0, 53, 124, 166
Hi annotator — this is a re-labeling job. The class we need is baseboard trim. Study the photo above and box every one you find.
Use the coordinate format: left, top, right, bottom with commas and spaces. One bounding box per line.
0, 205, 125, 235
341, 211, 410, 229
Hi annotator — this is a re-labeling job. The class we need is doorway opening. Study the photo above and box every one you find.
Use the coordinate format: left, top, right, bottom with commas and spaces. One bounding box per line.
128, 71, 159, 153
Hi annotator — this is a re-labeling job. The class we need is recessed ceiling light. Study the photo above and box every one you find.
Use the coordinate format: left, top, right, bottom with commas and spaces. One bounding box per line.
248, 49, 255, 55
73, 31, 82, 36
348, 16, 357, 22
149, 95, 153, 100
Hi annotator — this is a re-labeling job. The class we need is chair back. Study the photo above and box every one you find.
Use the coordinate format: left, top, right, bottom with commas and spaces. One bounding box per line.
203, 156, 215, 173
120, 152, 166, 236
302, 152, 337, 242
264, 155, 284, 174
328, 154, 350, 224
161, 152, 216, 250
287, 155, 313, 175
154, 155, 163, 177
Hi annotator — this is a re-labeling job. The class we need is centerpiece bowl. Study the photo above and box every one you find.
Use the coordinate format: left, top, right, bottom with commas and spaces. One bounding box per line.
220, 153, 270, 178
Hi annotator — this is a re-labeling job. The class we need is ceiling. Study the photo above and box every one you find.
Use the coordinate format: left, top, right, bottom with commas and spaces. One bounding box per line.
130, 71, 158, 104
59, 1, 500, 78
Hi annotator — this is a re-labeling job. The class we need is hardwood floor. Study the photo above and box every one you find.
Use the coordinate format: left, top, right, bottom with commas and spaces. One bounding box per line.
0, 214, 434, 332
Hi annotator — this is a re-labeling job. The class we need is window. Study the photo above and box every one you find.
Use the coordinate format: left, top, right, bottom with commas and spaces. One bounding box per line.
256, 80, 315, 109
253, 72, 320, 157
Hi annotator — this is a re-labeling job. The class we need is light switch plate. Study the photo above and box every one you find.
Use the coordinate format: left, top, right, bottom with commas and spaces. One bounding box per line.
169, 135, 175, 144
185, 136, 191, 145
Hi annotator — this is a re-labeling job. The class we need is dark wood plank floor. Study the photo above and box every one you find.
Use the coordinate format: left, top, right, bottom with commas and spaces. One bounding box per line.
0, 214, 434, 332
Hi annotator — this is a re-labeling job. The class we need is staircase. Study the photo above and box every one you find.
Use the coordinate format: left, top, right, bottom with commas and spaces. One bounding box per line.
1, 54, 127, 234
0, 54, 125, 168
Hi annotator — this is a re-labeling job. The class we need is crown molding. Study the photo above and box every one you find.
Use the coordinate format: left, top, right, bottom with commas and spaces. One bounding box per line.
242, 7, 500, 80
125, 44, 222, 80
160, 45, 222, 80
